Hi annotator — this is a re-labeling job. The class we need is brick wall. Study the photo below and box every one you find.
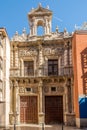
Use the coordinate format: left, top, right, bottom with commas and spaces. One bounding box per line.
72, 30, 87, 119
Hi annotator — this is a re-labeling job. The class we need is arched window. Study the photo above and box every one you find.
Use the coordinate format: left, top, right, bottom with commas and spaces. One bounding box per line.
37, 26, 44, 36
37, 20, 44, 36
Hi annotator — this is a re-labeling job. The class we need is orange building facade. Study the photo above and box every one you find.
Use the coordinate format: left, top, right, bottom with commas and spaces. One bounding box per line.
72, 29, 87, 128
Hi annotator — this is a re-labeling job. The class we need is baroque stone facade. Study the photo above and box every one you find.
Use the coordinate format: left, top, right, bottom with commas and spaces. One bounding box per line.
9, 4, 75, 126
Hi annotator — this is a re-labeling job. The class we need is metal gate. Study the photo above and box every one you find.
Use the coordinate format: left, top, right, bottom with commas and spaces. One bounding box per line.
20, 96, 38, 124
45, 96, 63, 124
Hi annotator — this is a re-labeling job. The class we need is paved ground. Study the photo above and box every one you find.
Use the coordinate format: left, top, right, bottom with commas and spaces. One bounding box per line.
8, 124, 87, 130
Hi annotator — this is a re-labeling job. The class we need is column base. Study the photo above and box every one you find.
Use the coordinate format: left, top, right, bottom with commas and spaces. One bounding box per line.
76, 118, 87, 128
64, 112, 75, 126
9, 113, 14, 125
9, 112, 19, 125
38, 112, 45, 124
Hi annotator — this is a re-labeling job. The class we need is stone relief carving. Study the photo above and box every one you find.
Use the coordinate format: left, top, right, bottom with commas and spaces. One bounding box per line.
19, 47, 38, 57
44, 86, 49, 93
66, 114, 75, 126
9, 114, 14, 125
57, 86, 64, 93
19, 87, 25, 93
33, 87, 38, 93
44, 47, 63, 55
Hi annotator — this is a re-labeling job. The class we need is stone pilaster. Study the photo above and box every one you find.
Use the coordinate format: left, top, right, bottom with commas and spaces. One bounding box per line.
13, 81, 19, 124
38, 80, 44, 124
9, 81, 14, 125
65, 85, 69, 113
10, 81, 13, 113
14, 45, 18, 67
69, 46, 72, 65
38, 45, 43, 76
64, 79, 75, 126
58, 57, 61, 75
20, 59, 24, 76
64, 48, 68, 66
10, 46, 13, 67
13, 81, 18, 111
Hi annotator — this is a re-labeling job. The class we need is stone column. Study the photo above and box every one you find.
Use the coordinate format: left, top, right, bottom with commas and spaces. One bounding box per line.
33, 26, 35, 35
10, 81, 13, 113
44, 26, 46, 35
38, 45, 43, 76
13, 81, 19, 124
44, 57, 48, 76
58, 57, 61, 76
14, 81, 18, 111
20, 59, 24, 76
10, 46, 13, 67
34, 25, 37, 35
64, 48, 68, 66
9, 81, 14, 125
64, 42, 70, 75
14, 46, 18, 67
65, 79, 75, 126
38, 80, 44, 124
65, 85, 69, 113
69, 46, 72, 66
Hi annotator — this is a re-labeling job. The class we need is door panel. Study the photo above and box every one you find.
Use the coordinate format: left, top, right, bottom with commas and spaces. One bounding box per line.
20, 96, 38, 124
45, 96, 63, 124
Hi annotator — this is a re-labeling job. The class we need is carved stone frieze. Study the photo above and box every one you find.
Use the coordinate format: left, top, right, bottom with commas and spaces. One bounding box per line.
43, 78, 52, 83
19, 47, 38, 57
43, 47, 63, 56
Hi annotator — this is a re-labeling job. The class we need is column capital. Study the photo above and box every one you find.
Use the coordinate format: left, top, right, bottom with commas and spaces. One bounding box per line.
10, 80, 14, 88
39, 80, 43, 87
14, 81, 18, 87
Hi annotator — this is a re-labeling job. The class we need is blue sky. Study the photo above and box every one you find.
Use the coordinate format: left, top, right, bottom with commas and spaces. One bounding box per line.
0, 0, 87, 38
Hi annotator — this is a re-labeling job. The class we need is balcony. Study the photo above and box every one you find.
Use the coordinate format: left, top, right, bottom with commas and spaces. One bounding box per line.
10, 67, 73, 78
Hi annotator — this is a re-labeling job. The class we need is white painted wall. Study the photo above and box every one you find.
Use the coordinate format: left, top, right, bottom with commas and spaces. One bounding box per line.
0, 35, 10, 127
4, 37, 10, 126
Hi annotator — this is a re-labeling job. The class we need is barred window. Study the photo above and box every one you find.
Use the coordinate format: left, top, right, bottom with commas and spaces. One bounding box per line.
48, 59, 58, 76
24, 61, 34, 76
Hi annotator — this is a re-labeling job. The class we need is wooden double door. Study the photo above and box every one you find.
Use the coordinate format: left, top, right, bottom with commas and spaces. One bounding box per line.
20, 96, 38, 124
20, 96, 63, 124
45, 96, 63, 124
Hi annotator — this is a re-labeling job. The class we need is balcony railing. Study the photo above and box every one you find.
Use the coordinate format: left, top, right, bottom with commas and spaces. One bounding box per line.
10, 67, 73, 77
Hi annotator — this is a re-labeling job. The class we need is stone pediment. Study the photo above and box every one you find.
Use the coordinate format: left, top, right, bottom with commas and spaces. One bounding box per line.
28, 4, 52, 17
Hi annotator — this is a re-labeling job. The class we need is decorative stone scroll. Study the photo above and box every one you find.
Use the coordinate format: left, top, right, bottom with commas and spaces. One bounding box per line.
19, 47, 38, 57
